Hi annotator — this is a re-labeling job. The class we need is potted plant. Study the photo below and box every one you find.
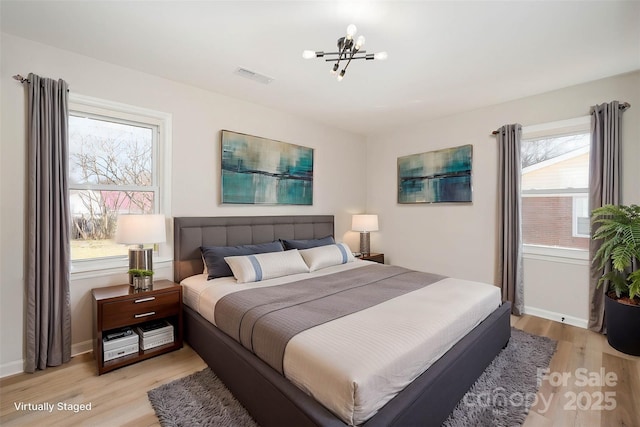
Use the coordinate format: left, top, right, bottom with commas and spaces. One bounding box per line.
591, 204, 640, 355
128, 268, 154, 291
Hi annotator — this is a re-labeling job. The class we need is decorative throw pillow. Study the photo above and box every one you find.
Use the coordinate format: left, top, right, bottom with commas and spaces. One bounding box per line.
299, 243, 355, 272
280, 235, 335, 250
201, 241, 284, 280
224, 250, 310, 284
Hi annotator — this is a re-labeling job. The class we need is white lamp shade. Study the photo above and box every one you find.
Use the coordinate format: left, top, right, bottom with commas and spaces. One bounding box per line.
352, 214, 379, 232
115, 214, 166, 245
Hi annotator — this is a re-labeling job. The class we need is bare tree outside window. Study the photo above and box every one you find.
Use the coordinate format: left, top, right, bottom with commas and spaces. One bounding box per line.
69, 115, 156, 260
521, 134, 589, 168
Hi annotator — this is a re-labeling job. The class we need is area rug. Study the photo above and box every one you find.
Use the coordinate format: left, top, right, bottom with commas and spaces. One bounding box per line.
442, 328, 556, 426
148, 328, 556, 427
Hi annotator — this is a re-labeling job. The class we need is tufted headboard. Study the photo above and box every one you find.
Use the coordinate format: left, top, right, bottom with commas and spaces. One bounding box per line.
173, 215, 334, 283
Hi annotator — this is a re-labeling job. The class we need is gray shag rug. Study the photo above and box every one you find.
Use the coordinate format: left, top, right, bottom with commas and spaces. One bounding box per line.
442, 328, 557, 426
148, 328, 556, 427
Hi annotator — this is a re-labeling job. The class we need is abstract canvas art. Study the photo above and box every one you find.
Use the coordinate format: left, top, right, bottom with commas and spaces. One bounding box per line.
221, 130, 314, 205
397, 144, 473, 204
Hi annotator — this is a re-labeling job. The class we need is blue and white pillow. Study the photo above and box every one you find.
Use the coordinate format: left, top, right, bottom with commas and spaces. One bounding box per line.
224, 249, 309, 284
299, 243, 354, 272
201, 241, 284, 280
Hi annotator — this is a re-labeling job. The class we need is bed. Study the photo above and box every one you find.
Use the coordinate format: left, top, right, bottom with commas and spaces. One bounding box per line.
174, 215, 511, 427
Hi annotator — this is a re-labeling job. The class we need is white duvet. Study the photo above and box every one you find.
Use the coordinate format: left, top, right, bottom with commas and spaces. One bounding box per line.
181, 261, 501, 426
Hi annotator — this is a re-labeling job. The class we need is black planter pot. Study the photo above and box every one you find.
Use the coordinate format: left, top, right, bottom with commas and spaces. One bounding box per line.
605, 293, 640, 356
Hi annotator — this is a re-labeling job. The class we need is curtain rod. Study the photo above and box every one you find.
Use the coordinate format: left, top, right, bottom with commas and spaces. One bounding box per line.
13, 74, 29, 84
13, 74, 70, 92
490, 102, 631, 136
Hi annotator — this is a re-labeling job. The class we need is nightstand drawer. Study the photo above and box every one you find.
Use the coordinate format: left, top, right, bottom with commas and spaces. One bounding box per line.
102, 291, 180, 330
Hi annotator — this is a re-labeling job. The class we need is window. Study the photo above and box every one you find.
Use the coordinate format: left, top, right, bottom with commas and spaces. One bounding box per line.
521, 117, 590, 253
68, 95, 171, 268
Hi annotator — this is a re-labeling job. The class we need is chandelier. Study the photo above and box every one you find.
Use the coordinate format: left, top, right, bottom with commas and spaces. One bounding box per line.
302, 24, 387, 81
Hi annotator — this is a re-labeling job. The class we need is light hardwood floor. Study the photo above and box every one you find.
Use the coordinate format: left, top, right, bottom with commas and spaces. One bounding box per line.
1, 315, 638, 426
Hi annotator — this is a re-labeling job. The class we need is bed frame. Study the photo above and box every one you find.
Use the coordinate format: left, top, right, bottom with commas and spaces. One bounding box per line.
174, 216, 511, 427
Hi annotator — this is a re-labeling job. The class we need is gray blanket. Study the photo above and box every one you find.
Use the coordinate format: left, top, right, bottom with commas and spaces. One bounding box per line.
215, 264, 445, 373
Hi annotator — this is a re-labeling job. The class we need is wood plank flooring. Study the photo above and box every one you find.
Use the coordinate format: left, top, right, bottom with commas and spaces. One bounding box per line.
1, 314, 638, 426
515, 315, 640, 427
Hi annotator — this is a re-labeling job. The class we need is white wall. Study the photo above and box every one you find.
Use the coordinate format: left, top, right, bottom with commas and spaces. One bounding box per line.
366, 71, 640, 327
0, 33, 366, 376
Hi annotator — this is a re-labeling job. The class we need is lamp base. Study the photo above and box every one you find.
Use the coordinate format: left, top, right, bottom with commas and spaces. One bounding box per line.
359, 232, 371, 257
128, 247, 153, 285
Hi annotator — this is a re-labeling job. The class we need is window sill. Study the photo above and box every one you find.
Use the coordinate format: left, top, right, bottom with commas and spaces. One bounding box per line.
70, 257, 173, 280
523, 244, 589, 265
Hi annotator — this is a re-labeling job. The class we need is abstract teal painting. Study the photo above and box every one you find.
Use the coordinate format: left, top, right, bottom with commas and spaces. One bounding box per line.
397, 144, 472, 203
221, 130, 314, 205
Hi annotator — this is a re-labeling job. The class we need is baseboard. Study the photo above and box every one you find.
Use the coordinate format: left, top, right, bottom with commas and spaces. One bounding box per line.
524, 306, 588, 329
0, 340, 93, 378
72, 339, 93, 356
0, 359, 24, 378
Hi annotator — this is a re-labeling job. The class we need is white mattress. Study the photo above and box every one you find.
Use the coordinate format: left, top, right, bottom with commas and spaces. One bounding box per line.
181, 261, 501, 426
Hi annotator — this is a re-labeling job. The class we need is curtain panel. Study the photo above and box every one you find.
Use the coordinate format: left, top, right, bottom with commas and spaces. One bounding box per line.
25, 73, 72, 372
496, 124, 524, 315
588, 101, 627, 333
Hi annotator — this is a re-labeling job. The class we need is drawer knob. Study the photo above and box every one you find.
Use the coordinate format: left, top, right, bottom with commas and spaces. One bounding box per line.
134, 297, 156, 304
134, 311, 156, 318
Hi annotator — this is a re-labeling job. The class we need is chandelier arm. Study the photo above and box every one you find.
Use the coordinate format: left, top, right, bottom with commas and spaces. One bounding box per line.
341, 50, 358, 74
334, 42, 350, 70
323, 50, 367, 56
324, 55, 369, 62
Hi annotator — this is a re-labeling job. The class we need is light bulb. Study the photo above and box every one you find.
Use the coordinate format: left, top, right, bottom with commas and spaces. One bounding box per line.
337, 69, 346, 81
346, 24, 357, 37
330, 63, 339, 75
337, 74, 344, 82
374, 52, 388, 60
355, 35, 366, 50
302, 50, 316, 59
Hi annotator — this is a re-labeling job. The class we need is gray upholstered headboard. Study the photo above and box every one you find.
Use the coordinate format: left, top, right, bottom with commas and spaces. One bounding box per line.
173, 215, 334, 283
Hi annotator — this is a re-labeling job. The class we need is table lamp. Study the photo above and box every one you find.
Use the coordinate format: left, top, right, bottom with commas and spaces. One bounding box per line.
352, 214, 379, 256
115, 214, 166, 284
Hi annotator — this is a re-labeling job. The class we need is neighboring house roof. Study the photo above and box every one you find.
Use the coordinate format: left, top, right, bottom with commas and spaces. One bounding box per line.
522, 146, 589, 191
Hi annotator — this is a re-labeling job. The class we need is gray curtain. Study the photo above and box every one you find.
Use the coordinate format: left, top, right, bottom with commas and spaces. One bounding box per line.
588, 101, 628, 333
496, 124, 524, 315
25, 73, 72, 372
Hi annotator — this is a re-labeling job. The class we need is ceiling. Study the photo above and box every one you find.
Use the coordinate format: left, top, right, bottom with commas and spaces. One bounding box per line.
2, 1, 639, 136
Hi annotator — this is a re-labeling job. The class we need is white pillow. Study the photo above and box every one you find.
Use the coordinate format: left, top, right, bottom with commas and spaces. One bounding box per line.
224, 249, 309, 284
299, 243, 355, 272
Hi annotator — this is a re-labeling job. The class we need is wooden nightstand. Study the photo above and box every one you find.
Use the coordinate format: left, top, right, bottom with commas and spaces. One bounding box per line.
92, 280, 183, 375
358, 253, 384, 264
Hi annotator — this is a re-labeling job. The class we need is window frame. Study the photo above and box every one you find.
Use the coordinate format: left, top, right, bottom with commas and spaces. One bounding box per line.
521, 116, 590, 262
572, 195, 590, 238
68, 94, 172, 277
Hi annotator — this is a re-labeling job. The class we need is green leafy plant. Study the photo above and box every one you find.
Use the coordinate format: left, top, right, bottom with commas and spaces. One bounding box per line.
127, 268, 154, 277
591, 204, 640, 300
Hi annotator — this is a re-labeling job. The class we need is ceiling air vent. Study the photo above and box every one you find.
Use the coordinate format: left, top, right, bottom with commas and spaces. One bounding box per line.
233, 67, 274, 85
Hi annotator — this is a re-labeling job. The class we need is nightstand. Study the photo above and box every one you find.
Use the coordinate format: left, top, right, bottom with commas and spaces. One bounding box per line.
92, 280, 183, 375
358, 253, 385, 264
